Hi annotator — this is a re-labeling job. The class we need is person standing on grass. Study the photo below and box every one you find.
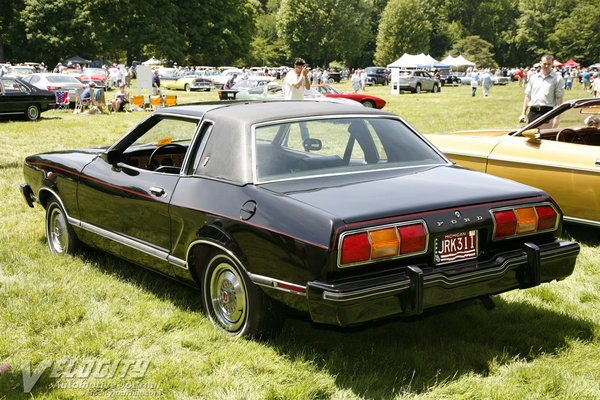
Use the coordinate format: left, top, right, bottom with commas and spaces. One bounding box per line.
519, 54, 564, 125
470, 69, 480, 96
481, 69, 492, 97
284, 58, 310, 100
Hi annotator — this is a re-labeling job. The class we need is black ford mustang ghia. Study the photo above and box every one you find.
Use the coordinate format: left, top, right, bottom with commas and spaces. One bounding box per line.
21, 101, 579, 337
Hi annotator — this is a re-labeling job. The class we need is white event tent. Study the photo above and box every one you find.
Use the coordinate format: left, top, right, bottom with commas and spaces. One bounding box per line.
440, 55, 476, 68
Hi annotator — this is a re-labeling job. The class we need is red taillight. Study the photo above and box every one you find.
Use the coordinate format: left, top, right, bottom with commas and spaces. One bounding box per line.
340, 232, 370, 264
493, 204, 558, 239
536, 205, 557, 230
339, 221, 428, 266
398, 223, 427, 254
47, 85, 61, 90
493, 210, 517, 238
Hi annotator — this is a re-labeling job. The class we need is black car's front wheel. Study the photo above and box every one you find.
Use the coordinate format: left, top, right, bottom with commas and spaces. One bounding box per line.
25, 104, 40, 121
201, 251, 282, 338
45, 199, 78, 256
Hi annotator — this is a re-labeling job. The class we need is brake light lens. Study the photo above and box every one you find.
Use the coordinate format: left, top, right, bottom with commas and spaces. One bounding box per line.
492, 210, 517, 238
339, 221, 427, 267
536, 205, 557, 231
340, 232, 370, 264
492, 204, 558, 239
47, 85, 61, 90
398, 223, 427, 254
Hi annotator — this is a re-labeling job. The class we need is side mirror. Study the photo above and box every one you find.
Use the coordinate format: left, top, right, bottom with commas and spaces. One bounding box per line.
522, 129, 541, 143
303, 138, 322, 152
103, 148, 122, 164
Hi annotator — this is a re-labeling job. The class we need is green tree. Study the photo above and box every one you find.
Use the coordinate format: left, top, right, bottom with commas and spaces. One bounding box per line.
549, 0, 600, 65
374, 0, 431, 66
449, 35, 497, 68
277, 0, 372, 67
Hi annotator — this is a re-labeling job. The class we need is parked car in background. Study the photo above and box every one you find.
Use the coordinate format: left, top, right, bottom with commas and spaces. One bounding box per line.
5, 66, 37, 78
218, 78, 271, 100
211, 69, 243, 89
164, 73, 214, 92
456, 72, 472, 85
365, 66, 389, 86
326, 67, 343, 83
491, 75, 510, 85
425, 98, 600, 226
21, 101, 579, 338
397, 70, 440, 93
158, 67, 181, 81
311, 84, 386, 108
235, 83, 357, 106
78, 68, 111, 90
0, 77, 56, 121
21, 73, 84, 103
439, 69, 460, 86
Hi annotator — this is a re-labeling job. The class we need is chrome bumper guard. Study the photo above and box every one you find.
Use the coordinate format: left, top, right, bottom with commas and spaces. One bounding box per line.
306, 240, 579, 326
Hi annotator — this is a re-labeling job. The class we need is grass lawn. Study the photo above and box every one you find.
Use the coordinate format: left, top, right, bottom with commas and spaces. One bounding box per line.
1, 80, 599, 399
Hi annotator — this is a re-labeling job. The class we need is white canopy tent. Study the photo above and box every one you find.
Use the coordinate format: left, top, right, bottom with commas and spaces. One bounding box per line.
388, 53, 440, 94
142, 57, 165, 66
440, 55, 476, 67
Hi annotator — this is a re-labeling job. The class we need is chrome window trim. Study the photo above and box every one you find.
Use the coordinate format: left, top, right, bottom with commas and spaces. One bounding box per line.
337, 219, 429, 268
181, 118, 214, 176
251, 114, 451, 184
490, 201, 560, 240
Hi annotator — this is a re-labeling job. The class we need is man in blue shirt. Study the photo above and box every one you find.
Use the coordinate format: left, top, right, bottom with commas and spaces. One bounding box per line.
152, 70, 161, 95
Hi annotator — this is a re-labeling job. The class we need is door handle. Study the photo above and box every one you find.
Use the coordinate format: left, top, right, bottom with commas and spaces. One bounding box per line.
595, 159, 600, 167
149, 186, 166, 197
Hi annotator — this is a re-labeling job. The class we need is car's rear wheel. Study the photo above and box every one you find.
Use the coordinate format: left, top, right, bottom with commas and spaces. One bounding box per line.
185, 84, 191, 92
361, 99, 376, 108
45, 199, 78, 256
433, 84, 439, 93
328, 78, 335, 84
201, 251, 282, 338
25, 104, 40, 121
415, 84, 422, 94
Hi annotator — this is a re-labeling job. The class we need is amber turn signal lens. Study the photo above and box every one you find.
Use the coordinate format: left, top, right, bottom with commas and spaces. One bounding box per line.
515, 207, 537, 233
369, 228, 399, 259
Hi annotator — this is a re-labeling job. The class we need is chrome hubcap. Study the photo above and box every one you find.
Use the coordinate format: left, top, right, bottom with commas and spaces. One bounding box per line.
48, 208, 67, 254
210, 262, 246, 331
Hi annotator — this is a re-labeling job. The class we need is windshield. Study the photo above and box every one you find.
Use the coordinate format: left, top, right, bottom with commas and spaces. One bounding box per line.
254, 117, 445, 182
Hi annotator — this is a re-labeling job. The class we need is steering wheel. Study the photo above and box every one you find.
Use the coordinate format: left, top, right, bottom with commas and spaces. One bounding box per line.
556, 128, 578, 143
146, 143, 186, 170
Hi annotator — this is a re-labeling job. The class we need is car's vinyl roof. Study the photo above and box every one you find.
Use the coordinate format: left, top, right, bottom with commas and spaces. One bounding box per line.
156, 100, 394, 123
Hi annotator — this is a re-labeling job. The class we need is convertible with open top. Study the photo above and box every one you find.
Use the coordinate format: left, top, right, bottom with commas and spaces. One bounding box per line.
426, 98, 600, 227
21, 101, 579, 337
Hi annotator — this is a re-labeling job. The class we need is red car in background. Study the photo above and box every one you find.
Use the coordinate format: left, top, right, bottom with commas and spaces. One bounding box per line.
77, 68, 112, 90
311, 84, 386, 109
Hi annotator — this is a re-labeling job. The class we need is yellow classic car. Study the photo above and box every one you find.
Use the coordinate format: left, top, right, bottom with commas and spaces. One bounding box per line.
426, 98, 600, 227
163, 74, 213, 92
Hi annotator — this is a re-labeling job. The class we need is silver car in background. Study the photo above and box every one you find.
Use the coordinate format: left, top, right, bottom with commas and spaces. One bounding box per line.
21, 73, 84, 103
397, 70, 440, 93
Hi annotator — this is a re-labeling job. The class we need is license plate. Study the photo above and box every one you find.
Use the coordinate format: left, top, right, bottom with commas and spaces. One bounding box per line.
435, 230, 478, 264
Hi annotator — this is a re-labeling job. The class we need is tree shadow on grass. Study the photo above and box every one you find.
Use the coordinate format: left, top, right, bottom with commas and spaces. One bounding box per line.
23, 244, 594, 399
272, 297, 594, 398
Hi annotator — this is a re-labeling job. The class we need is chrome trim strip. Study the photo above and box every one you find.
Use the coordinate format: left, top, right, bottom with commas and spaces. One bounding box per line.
443, 152, 490, 161
488, 156, 600, 174
563, 216, 600, 227
322, 256, 526, 303
322, 280, 411, 302
78, 220, 170, 261
185, 239, 307, 295
167, 255, 187, 269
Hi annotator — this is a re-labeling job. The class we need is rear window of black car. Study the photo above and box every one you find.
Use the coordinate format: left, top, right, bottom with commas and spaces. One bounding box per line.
254, 117, 445, 182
